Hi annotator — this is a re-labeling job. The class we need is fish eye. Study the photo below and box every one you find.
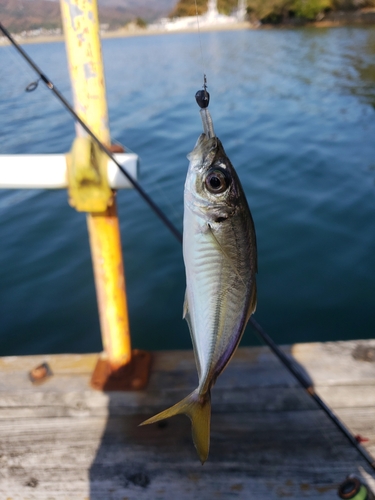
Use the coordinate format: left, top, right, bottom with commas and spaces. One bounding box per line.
205, 168, 230, 194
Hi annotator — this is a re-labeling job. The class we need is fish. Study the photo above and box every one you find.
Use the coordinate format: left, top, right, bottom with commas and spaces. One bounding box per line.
140, 132, 257, 463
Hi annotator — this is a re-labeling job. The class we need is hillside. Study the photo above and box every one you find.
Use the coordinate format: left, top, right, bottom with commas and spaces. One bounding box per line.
169, 0, 375, 21
169, 0, 238, 17
0, 0, 178, 33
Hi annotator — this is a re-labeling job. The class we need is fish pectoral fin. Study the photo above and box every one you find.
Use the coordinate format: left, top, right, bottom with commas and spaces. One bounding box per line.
207, 222, 257, 319
139, 389, 211, 464
207, 223, 246, 287
206, 222, 228, 256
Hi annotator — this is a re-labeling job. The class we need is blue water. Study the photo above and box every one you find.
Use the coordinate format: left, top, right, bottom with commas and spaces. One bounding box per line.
0, 27, 375, 356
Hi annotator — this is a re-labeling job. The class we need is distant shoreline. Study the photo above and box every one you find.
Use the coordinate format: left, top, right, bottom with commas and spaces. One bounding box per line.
1, 10, 375, 47
1, 23, 254, 46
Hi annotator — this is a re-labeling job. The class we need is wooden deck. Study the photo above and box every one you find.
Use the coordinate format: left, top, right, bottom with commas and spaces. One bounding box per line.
0, 339, 374, 499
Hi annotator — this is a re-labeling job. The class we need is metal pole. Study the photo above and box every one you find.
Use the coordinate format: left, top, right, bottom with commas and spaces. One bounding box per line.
60, 0, 131, 371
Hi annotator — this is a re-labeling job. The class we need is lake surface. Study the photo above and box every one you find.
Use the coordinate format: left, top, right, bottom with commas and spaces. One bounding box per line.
0, 27, 375, 356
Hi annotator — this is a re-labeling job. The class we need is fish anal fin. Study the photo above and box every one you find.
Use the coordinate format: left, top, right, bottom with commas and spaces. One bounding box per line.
182, 291, 202, 379
183, 290, 189, 319
140, 389, 211, 464
247, 280, 257, 320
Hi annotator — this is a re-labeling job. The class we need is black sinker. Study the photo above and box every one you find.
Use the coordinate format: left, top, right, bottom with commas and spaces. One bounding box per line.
195, 89, 210, 109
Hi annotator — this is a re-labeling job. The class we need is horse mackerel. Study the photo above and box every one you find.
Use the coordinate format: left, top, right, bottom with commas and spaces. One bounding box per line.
140, 132, 257, 463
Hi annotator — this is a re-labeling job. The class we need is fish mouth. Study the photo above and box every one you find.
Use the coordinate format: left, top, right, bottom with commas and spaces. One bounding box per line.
187, 134, 224, 169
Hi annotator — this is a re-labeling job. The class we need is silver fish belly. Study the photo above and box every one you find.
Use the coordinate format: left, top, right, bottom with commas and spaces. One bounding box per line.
140, 133, 257, 463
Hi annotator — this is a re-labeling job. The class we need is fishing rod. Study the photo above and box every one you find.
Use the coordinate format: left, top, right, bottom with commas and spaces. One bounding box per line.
0, 22, 182, 244
2, 21, 374, 474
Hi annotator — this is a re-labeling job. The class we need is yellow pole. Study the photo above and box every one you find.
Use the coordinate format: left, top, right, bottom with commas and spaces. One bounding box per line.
60, 0, 131, 370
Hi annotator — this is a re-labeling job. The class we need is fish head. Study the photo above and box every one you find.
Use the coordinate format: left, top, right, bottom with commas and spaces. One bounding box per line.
186, 134, 246, 223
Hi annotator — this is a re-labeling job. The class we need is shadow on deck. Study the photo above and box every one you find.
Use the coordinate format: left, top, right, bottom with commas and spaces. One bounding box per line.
88, 341, 375, 499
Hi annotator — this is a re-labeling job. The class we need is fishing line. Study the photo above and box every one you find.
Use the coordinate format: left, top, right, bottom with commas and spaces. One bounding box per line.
151, 178, 183, 228
194, 0, 205, 77
0, 21, 182, 244
1, 21, 374, 474
0, 43, 38, 101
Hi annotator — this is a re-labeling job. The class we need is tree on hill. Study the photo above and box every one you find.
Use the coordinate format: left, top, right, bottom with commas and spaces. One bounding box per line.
169, 0, 207, 17
246, 0, 332, 22
169, 0, 375, 22
169, 0, 239, 17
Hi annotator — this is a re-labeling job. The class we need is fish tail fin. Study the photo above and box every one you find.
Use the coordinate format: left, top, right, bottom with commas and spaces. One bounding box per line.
139, 389, 211, 464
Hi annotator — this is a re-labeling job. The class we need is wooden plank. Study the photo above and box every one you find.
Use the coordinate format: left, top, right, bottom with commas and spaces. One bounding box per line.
0, 410, 373, 499
292, 340, 375, 385
1, 384, 374, 420
1, 339, 373, 385
0, 341, 374, 499
0, 386, 313, 419
0, 344, 374, 415
316, 385, 375, 408
0, 353, 99, 374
